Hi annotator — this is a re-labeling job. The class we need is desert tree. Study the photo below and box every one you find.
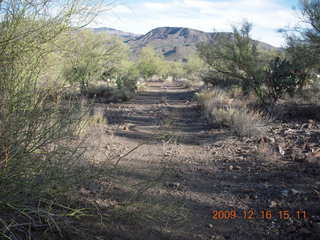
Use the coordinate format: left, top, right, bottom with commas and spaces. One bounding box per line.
137, 46, 164, 80
198, 21, 307, 104
62, 29, 129, 94
198, 22, 265, 97
284, 0, 320, 87
0, 0, 113, 206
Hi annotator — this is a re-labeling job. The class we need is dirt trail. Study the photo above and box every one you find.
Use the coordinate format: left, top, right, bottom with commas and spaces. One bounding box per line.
86, 80, 319, 240
107, 80, 216, 144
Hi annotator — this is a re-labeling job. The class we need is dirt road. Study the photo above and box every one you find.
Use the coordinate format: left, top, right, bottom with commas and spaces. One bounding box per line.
83, 80, 319, 240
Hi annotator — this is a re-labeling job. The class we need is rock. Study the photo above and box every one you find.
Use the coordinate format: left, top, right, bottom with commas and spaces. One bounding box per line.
291, 189, 300, 195
249, 194, 258, 200
210, 236, 225, 240
284, 129, 295, 135
80, 187, 91, 195
208, 224, 214, 228
294, 152, 306, 162
269, 201, 278, 208
307, 151, 320, 164
166, 182, 181, 190
281, 190, 289, 197
278, 145, 285, 156
259, 136, 275, 144
308, 119, 315, 128
233, 165, 241, 170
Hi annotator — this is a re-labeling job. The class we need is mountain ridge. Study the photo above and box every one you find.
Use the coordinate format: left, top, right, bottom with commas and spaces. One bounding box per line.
91, 26, 277, 61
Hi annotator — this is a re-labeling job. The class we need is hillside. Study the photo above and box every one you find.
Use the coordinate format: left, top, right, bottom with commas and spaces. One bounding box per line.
128, 27, 230, 61
91, 27, 141, 42
93, 26, 277, 61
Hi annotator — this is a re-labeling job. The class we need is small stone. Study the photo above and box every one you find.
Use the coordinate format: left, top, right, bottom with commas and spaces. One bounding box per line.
294, 153, 306, 162
208, 224, 214, 228
167, 182, 181, 190
278, 145, 285, 156
281, 190, 289, 197
80, 187, 91, 195
266, 136, 276, 144
291, 189, 300, 195
284, 129, 295, 135
270, 201, 277, 208
249, 194, 258, 200
210, 236, 225, 240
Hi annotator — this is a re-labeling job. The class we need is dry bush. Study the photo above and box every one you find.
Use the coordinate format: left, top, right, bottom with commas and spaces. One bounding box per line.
197, 89, 268, 137
0, 1, 116, 238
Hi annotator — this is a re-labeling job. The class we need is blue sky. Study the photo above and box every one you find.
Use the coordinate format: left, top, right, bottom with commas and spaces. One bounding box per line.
89, 0, 302, 47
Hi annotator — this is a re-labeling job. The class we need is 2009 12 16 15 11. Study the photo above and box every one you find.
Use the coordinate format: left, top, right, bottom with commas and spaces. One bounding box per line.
212, 209, 308, 220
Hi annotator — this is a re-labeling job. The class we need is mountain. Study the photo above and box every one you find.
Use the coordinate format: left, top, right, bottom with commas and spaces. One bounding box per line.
127, 27, 227, 61
91, 27, 141, 42
127, 27, 277, 61
91, 26, 277, 61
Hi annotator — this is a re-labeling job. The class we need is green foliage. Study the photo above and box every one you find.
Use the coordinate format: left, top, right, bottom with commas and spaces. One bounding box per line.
265, 57, 304, 102
116, 62, 140, 91
0, 2, 113, 237
284, 0, 320, 86
137, 47, 164, 79
198, 22, 265, 96
62, 30, 129, 95
168, 61, 185, 80
183, 55, 206, 79
198, 21, 305, 104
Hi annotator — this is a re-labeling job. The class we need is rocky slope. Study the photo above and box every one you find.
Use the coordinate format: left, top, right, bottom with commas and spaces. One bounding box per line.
91, 27, 141, 42
92, 26, 277, 61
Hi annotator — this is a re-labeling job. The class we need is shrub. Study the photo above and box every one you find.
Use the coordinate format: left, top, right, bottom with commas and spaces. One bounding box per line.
0, 0, 112, 238
137, 47, 164, 80
264, 57, 305, 103
198, 22, 264, 97
197, 89, 267, 137
62, 30, 130, 95
198, 22, 308, 105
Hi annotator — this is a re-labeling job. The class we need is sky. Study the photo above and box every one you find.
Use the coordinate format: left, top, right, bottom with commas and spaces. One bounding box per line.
88, 0, 302, 47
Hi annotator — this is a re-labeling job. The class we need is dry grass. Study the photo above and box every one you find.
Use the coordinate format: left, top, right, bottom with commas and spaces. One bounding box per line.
197, 89, 268, 137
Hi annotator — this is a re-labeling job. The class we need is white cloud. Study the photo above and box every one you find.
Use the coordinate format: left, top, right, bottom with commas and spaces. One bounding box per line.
143, 2, 171, 10
88, 0, 300, 47
111, 5, 132, 14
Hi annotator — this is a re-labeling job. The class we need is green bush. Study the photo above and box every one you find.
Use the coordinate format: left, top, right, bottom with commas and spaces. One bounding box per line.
62, 30, 130, 95
0, 0, 111, 238
198, 21, 306, 104
264, 57, 305, 103
137, 47, 164, 80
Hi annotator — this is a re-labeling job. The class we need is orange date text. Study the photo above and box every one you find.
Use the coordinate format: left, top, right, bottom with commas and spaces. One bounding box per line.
211, 209, 308, 220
